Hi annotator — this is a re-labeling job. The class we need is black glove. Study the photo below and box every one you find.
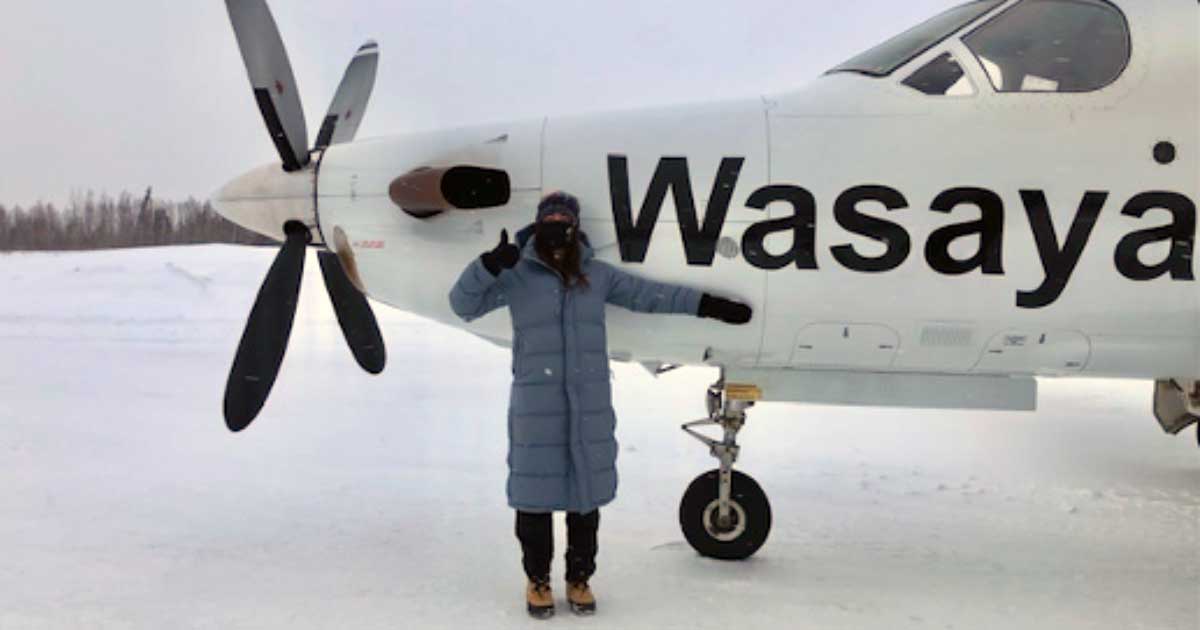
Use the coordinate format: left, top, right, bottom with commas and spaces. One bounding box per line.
697, 293, 752, 325
480, 229, 521, 276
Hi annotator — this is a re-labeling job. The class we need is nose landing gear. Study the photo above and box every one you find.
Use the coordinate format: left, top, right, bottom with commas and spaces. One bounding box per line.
678, 376, 771, 560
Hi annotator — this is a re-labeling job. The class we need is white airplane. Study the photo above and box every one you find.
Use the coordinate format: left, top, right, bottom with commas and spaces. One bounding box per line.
213, 0, 1199, 560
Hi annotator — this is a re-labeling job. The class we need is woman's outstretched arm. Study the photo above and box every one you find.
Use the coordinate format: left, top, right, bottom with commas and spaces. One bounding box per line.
600, 261, 752, 324
600, 262, 703, 315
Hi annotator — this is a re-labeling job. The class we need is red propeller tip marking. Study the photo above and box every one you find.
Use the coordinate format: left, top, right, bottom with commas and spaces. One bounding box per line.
274, 80, 285, 95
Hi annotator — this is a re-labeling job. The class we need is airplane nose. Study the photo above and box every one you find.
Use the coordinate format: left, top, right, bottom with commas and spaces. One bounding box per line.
211, 163, 316, 243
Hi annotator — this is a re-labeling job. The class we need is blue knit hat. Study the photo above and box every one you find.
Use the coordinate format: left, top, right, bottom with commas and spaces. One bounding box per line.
536, 191, 580, 225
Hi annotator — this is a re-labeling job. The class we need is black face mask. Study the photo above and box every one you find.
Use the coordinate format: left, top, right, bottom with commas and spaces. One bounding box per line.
536, 222, 575, 250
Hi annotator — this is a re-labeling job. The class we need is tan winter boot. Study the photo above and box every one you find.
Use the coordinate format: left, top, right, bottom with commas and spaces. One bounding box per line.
526, 577, 555, 619
566, 580, 596, 615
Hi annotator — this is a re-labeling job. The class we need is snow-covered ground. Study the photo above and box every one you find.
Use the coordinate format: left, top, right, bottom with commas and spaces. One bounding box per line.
1, 246, 1197, 630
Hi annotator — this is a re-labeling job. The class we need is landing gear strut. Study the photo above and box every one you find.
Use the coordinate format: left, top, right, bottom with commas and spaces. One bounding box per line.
1153, 379, 1200, 450
678, 374, 771, 560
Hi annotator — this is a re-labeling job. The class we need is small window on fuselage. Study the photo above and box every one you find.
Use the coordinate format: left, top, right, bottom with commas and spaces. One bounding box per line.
903, 53, 975, 96
963, 0, 1131, 93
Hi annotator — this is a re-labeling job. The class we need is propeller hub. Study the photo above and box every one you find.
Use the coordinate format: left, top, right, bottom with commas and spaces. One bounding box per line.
212, 162, 318, 243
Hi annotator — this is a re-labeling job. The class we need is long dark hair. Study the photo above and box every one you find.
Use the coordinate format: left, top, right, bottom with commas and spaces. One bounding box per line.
536, 235, 590, 290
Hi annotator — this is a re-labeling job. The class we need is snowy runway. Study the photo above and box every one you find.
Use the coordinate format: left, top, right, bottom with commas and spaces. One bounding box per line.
1, 247, 1197, 629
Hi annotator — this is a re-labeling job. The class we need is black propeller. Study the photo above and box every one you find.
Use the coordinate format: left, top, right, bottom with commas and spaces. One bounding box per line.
223, 0, 386, 432
224, 223, 309, 432
318, 251, 386, 375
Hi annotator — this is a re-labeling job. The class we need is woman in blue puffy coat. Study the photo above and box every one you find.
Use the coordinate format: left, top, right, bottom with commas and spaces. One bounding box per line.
448, 191, 751, 618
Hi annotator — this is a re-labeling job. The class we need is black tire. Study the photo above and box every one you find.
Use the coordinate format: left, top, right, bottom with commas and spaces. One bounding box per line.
679, 469, 771, 560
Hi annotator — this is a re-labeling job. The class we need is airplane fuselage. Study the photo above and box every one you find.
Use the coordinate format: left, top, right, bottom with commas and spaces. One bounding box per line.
216, 0, 1200, 395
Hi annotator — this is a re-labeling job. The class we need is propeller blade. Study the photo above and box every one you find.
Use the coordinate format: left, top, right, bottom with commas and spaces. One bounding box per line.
314, 40, 380, 150
225, 0, 311, 171
318, 251, 386, 374
223, 224, 310, 432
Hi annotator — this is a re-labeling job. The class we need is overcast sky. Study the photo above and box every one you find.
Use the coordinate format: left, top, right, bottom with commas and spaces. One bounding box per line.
0, 0, 963, 208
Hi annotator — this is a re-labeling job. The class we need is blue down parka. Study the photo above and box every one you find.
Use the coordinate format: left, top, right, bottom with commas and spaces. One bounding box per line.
448, 225, 703, 513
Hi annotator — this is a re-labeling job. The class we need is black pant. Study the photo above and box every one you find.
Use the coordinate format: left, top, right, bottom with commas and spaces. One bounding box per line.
515, 510, 599, 582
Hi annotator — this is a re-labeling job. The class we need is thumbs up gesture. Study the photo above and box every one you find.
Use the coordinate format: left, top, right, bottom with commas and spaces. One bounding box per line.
480, 229, 522, 276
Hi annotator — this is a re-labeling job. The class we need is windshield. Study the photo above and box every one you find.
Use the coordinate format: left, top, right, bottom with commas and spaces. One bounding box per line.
963, 0, 1131, 93
828, 0, 1005, 77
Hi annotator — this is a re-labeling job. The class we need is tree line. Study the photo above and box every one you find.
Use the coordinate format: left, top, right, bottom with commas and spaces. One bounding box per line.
0, 188, 274, 251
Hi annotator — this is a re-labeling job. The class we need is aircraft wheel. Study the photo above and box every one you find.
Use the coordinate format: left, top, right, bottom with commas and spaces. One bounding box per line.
679, 469, 771, 560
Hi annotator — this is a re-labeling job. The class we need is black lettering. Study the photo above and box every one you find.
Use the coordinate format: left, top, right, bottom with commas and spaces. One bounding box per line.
741, 185, 818, 270
1018, 190, 1107, 309
925, 187, 1004, 275
831, 185, 910, 273
1114, 192, 1196, 281
607, 155, 744, 265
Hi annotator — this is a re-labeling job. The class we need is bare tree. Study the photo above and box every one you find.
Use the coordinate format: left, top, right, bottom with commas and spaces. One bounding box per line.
0, 204, 9, 249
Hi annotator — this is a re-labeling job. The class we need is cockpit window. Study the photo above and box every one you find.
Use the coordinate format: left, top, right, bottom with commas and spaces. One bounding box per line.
903, 53, 975, 96
963, 0, 1131, 93
828, 0, 1005, 77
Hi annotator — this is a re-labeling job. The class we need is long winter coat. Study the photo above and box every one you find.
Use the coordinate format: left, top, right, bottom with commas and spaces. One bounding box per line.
449, 225, 703, 513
